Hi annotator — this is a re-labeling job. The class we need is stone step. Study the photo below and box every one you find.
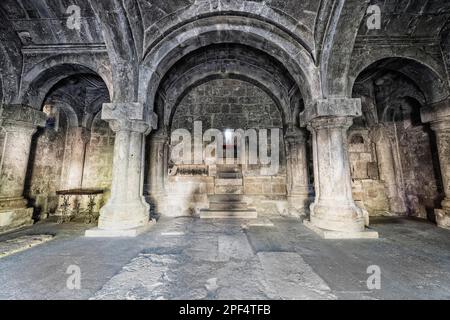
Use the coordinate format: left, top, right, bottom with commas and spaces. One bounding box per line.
215, 178, 243, 186
214, 185, 244, 194
209, 201, 249, 210
208, 194, 244, 202
199, 209, 258, 219
217, 172, 242, 179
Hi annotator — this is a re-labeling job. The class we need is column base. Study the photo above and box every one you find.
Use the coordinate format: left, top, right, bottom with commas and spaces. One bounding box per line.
97, 200, 150, 231
85, 220, 155, 237
309, 202, 366, 233
288, 194, 311, 215
435, 207, 450, 230
304, 220, 379, 239
0, 206, 34, 234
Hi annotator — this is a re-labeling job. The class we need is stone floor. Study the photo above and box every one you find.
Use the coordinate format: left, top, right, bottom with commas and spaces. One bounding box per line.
0, 216, 449, 300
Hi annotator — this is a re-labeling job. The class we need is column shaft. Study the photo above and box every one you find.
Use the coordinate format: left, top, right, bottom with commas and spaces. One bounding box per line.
148, 134, 168, 195
431, 119, 450, 228
0, 104, 46, 233
308, 116, 365, 233
285, 127, 310, 213
370, 125, 407, 214
64, 127, 90, 190
92, 102, 155, 233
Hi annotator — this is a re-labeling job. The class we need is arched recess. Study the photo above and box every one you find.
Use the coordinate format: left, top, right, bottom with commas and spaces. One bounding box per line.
139, 15, 321, 115
155, 44, 298, 132
165, 74, 290, 133
19, 56, 113, 109
22, 68, 112, 219
349, 55, 445, 220
350, 54, 449, 105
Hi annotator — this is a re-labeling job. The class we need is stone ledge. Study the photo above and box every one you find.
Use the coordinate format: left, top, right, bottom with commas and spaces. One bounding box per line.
85, 220, 155, 238
200, 209, 258, 219
304, 220, 379, 239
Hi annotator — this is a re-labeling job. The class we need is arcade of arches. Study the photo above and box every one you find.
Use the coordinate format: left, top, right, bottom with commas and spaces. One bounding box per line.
1, 0, 450, 240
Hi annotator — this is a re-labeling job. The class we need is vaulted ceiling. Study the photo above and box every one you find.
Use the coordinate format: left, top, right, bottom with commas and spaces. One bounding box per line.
0, 0, 449, 104
358, 0, 450, 37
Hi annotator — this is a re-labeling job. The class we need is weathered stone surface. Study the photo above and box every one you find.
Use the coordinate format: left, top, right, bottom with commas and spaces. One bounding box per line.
0, 234, 53, 258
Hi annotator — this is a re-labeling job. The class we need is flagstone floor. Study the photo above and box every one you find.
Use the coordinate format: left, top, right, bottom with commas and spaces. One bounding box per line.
0, 216, 449, 300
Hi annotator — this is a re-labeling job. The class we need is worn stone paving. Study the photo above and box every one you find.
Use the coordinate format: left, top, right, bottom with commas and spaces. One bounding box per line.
0, 217, 449, 300
0, 234, 54, 258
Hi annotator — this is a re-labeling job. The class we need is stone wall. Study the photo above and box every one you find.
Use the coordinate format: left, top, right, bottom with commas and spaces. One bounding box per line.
171, 78, 286, 181
24, 112, 68, 218
348, 122, 441, 219
172, 79, 283, 132
82, 114, 115, 198
167, 79, 288, 215
21, 110, 115, 218
348, 128, 390, 215
396, 122, 441, 218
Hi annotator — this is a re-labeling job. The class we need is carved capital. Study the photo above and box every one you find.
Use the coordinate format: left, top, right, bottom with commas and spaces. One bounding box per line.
101, 102, 157, 135
0, 104, 47, 130
421, 100, 450, 125
430, 116, 450, 133
284, 126, 307, 145
309, 116, 354, 131
300, 98, 362, 126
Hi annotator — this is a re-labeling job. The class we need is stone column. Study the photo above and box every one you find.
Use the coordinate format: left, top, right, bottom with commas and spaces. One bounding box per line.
431, 120, 450, 228
0, 104, 46, 233
301, 98, 377, 238
369, 124, 407, 214
148, 133, 169, 196
85, 102, 157, 237
421, 102, 450, 229
64, 127, 91, 190
284, 126, 310, 214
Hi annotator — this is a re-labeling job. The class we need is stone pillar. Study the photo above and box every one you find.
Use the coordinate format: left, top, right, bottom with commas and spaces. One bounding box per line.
85, 102, 157, 237
148, 133, 169, 196
284, 126, 310, 214
64, 127, 91, 190
421, 102, 450, 229
0, 104, 46, 233
301, 98, 377, 238
431, 120, 450, 228
369, 124, 407, 214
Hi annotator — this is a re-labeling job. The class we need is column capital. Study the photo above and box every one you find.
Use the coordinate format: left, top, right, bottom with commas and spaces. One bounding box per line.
151, 132, 169, 143
300, 98, 362, 126
421, 100, 450, 131
284, 126, 307, 144
430, 118, 450, 133
308, 116, 354, 131
101, 102, 158, 135
0, 104, 47, 131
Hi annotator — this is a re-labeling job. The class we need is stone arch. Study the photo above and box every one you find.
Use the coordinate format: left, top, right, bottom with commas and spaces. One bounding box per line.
139, 15, 321, 115
143, 0, 315, 58
349, 51, 449, 104
156, 44, 297, 131
44, 99, 79, 129
165, 74, 287, 134
379, 96, 424, 125
19, 55, 112, 109
349, 134, 365, 145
